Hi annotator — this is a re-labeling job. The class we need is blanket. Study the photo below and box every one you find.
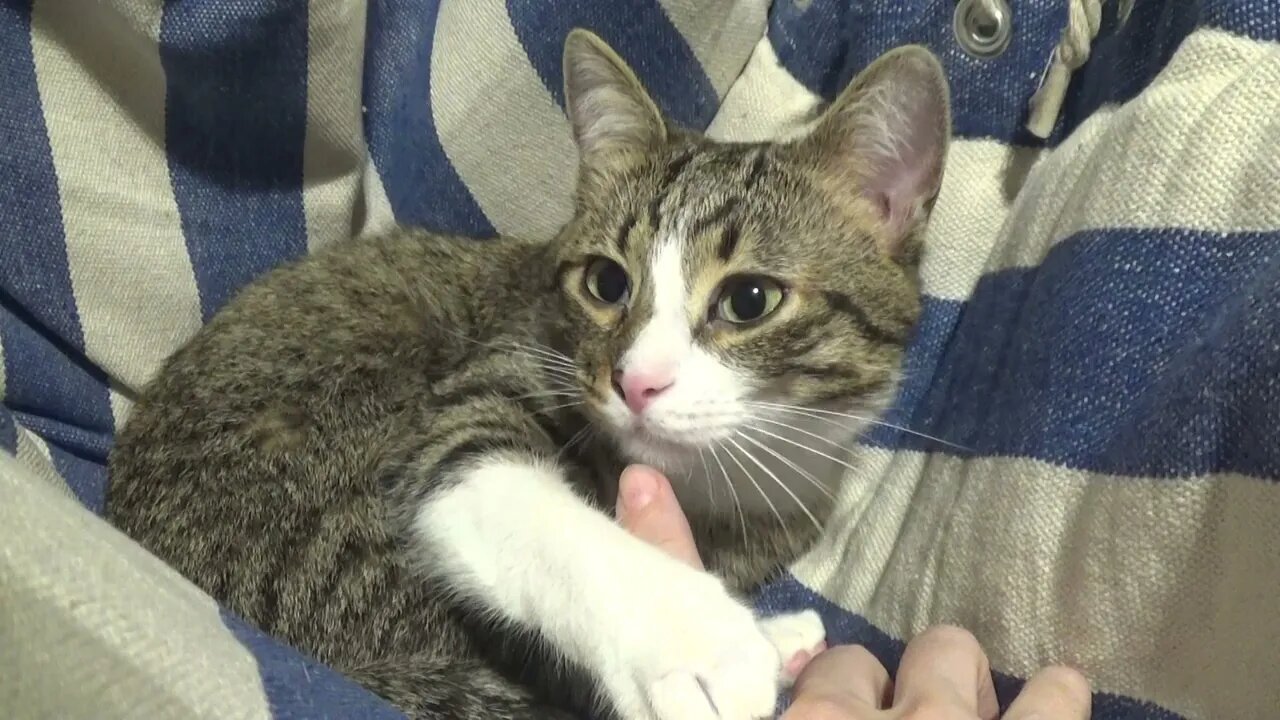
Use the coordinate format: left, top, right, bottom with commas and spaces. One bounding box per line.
1, 1, 1277, 718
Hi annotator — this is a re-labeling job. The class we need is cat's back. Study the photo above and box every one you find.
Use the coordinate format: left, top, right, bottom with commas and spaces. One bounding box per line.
105, 228, 550, 650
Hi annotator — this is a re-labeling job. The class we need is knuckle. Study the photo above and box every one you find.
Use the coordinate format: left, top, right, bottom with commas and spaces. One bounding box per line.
901, 698, 970, 720
916, 624, 981, 653
783, 696, 856, 720
1036, 665, 1092, 706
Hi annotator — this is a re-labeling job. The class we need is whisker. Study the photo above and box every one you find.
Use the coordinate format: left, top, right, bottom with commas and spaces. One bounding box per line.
498, 340, 577, 368
558, 425, 594, 459
738, 423, 864, 476
718, 439, 790, 544
510, 390, 580, 402
437, 327, 582, 375
536, 400, 583, 415
708, 443, 747, 548
744, 414, 858, 456
735, 430, 834, 502
748, 401, 970, 451
530, 362, 578, 378
726, 435, 821, 533
697, 448, 717, 509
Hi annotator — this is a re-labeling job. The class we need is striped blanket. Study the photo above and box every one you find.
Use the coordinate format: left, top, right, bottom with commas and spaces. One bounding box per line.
1, 1, 1277, 718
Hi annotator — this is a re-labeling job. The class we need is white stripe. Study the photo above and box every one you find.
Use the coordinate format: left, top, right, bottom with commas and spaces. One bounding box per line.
705, 36, 822, 143
30, 0, 202, 393
109, 383, 136, 429
656, 0, 770, 97
791, 448, 1280, 719
302, 0, 369, 251
0, 332, 6, 400
430, 0, 576, 240
0, 451, 272, 719
991, 29, 1280, 273
920, 140, 1044, 301
358, 157, 398, 239
921, 28, 1280, 299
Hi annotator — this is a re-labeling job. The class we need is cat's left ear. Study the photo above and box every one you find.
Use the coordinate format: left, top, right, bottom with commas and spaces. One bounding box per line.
796, 46, 951, 260
562, 29, 667, 164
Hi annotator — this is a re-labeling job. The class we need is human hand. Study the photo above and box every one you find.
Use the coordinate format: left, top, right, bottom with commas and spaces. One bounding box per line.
783, 626, 1091, 719
615, 464, 1092, 720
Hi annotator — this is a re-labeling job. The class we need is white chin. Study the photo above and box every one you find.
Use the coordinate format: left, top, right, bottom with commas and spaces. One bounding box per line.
616, 430, 703, 474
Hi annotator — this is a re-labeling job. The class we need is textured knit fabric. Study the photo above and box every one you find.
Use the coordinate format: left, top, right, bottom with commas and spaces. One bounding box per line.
1, 1, 1277, 718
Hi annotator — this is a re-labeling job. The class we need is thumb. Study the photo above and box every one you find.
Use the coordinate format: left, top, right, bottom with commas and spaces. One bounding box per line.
616, 465, 704, 570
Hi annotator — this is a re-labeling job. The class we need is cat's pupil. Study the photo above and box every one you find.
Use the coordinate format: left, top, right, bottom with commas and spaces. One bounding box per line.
595, 262, 628, 304
730, 281, 767, 320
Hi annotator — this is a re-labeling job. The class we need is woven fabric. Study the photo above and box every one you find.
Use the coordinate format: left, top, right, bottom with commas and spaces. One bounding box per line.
1, 1, 1277, 718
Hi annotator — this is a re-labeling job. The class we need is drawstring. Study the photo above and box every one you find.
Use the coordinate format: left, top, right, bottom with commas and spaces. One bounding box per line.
1024, 0, 1105, 138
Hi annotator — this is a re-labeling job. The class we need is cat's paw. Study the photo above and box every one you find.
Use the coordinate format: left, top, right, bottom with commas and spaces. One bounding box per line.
603, 569, 782, 720
759, 610, 827, 686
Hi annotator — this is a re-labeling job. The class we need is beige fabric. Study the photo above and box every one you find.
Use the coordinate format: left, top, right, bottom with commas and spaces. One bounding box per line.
0, 452, 271, 720
793, 449, 1280, 718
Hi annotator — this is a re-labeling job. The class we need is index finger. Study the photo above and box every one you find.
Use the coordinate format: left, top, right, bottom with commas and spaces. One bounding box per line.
892, 626, 999, 720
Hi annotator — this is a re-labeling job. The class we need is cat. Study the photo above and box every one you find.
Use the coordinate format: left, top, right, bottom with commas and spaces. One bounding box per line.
105, 29, 950, 720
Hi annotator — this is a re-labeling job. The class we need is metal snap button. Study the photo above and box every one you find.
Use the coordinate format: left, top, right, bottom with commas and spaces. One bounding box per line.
954, 0, 1012, 58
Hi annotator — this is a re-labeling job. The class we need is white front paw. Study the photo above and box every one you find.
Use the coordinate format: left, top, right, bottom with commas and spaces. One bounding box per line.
601, 567, 783, 720
760, 610, 828, 686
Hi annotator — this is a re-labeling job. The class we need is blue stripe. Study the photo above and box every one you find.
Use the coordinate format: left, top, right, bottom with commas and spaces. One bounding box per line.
506, 0, 720, 130
218, 608, 407, 720
755, 575, 1186, 720
766, 0, 1064, 144
45, 441, 106, 514
362, 0, 494, 237
0, 0, 85, 348
767, 0, 1278, 146
866, 228, 1280, 481
0, 0, 114, 466
159, 1, 311, 321
0, 299, 113, 457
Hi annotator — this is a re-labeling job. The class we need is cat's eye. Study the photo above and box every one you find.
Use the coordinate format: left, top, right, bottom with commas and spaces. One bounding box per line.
583, 257, 630, 306
714, 276, 785, 324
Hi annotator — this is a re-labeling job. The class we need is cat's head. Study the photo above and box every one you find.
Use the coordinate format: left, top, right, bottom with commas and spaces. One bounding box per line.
549, 30, 949, 474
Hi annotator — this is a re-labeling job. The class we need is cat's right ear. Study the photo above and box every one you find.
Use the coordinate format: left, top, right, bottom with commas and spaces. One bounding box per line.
793, 45, 950, 261
563, 29, 667, 164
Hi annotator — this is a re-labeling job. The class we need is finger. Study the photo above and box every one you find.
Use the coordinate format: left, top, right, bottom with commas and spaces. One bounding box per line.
785, 645, 892, 717
615, 464, 704, 569
893, 625, 999, 719
1003, 666, 1091, 720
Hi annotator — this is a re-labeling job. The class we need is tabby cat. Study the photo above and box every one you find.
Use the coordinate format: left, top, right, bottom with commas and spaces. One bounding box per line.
106, 30, 950, 720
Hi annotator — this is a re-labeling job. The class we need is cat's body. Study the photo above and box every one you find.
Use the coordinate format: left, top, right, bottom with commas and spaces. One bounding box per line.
106, 32, 950, 720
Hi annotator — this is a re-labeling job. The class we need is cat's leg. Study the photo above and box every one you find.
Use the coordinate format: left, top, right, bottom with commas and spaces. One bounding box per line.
401, 406, 789, 719
416, 452, 786, 720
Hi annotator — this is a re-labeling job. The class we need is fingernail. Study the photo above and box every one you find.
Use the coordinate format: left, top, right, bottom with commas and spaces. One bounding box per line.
621, 470, 658, 511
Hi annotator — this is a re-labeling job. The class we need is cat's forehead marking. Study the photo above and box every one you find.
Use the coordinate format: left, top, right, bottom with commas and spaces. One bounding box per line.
649, 231, 687, 321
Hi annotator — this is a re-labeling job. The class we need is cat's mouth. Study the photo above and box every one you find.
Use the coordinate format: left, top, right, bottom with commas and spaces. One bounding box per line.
611, 414, 738, 474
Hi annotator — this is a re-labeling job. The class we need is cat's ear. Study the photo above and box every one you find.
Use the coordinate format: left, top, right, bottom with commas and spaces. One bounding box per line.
562, 29, 667, 162
798, 45, 950, 259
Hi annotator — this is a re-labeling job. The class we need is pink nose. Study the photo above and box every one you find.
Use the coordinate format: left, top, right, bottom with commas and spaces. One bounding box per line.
612, 369, 674, 415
